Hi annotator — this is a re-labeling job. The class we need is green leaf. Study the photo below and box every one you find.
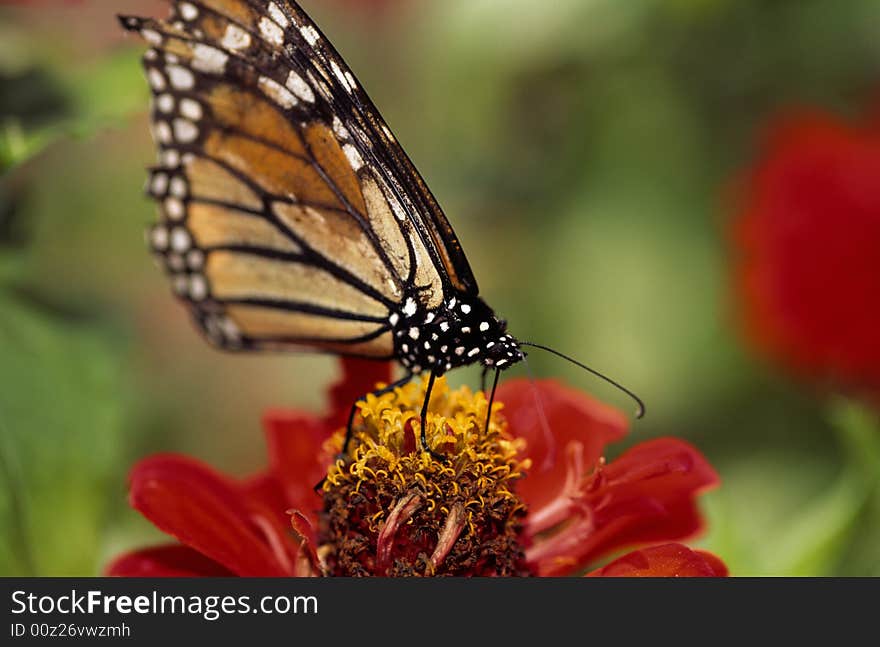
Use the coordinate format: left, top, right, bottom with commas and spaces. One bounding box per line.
0, 292, 126, 575
769, 401, 880, 575
703, 398, 880, 575
0, 118, 65, 172
1, 48, 146, 173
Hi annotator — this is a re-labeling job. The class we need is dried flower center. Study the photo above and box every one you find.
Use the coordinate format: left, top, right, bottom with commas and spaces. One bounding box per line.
318, 377, 533, 576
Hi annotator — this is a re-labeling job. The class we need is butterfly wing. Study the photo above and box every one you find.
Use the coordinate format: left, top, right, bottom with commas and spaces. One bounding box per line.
121, 0, 478, 358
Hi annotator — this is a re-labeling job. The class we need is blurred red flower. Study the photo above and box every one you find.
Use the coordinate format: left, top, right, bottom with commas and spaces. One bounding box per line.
731, 109, 880, 399
108, 359, 724, 577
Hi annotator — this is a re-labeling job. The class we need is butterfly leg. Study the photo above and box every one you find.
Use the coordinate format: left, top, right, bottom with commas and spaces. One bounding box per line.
484, 367, 501, 434
314, 373, 414, 492
419, 370, 446, 461
480, 365, 490, 393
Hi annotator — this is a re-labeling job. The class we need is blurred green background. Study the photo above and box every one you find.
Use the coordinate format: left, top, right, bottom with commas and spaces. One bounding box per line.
1, 0, 879, 576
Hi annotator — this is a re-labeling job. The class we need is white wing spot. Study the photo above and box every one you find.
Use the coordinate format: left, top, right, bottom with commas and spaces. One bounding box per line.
153, 121, 172, 144
144, 49, 159, 61
173, 118, 199, 143
170, 227, 191, 252
189, 275, 208, 301
222, 24, 251, 51
259, 76, 298, 109
343, 144, 364, 171
461, 304, 472, 314
161, 149, 180, 168
345, 71, 358, 91
166, 65, 195, 90
179, 2, 198, 21
186, 249, 205, 270
259, 16, 284, 46
147, 68, 166, 91
169, 176, 188, 198
332, 116, 350, 140
455, 347, 465, 356
219, 317, 240, 342
150, 226, 169, 251
330, 60, 351, 92
468, 348, 480, 358
389, 313, 400, 326
156, 93, 174, 113
165, 198, 185, 220
300, 24, 320, 46
403, 298, 417, 317
479, 321, 490, 332
150, 173, 169, 195
286, 71, 315, 103
268, 3, 290, 28
179, 98, 203, 121
408, 327, 420, 340
141, 29, 162, 46
389, 197, 407, 222
191, 44, 228, 74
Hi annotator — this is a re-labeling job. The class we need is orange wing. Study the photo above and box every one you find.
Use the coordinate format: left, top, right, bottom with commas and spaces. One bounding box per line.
121, 0, 481, 356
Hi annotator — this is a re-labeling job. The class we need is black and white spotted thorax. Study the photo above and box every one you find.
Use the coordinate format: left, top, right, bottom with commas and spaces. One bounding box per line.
390, 294, 523, 375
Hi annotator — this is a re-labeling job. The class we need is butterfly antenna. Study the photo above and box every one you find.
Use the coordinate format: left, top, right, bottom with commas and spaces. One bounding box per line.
518, 341, 646, 419
522, 354, 557, 472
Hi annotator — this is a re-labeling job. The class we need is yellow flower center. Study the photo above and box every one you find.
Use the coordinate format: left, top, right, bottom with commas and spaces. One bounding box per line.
318, 376, 533, 576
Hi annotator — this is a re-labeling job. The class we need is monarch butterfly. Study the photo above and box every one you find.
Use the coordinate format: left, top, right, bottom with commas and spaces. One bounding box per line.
120, 0, 643, 453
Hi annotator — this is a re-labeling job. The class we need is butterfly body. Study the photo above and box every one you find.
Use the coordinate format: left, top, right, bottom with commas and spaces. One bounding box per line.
390, 293, 523, 376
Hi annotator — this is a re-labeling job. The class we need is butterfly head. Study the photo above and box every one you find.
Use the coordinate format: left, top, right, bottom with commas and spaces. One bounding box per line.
480, 330, 524, 372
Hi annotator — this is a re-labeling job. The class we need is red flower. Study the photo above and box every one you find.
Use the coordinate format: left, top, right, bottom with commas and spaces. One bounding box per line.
107, 359, 725, 577
730, 108, 880, 399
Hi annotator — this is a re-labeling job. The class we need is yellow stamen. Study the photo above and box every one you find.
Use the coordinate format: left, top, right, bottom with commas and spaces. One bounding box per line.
318, 375, 532, 577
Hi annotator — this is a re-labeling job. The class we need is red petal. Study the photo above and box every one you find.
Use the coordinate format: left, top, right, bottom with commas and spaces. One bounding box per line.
586, 543, 728, 577
730, 110, 880, 398
325, 357, 393, 429
497, 378, 627, 512
262, 411, 332, 516
243, 472, 295, 528
105, 545, 233, 577
528, 438, 719, 575
128, 454, 292, 576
